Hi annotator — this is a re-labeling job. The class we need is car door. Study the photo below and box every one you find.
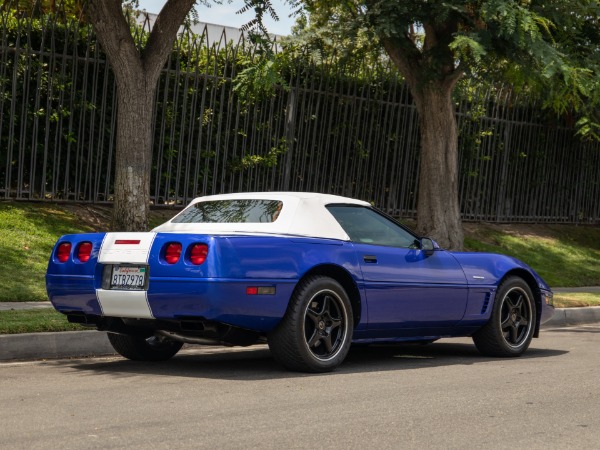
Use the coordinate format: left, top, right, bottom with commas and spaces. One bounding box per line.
327, 205, 469, 332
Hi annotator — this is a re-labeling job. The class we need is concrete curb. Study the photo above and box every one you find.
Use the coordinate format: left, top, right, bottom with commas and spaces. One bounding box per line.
0, 331, 116, 361
542, 306, 600, 328
1, 307, 599, 362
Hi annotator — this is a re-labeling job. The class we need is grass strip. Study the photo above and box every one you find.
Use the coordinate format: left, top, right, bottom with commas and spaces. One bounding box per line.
553, 293, 600, 308
464, 223, 600, 287
0, 309, 86, 334
0, 203, 94, 301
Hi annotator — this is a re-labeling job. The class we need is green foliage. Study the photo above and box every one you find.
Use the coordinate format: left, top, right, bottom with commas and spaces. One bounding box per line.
0, 11, 116, 200
464, 223, 600, 288
553, 293, 600, 308
290, 0, 600, 139
286, 0, 388, 77
576, 116, 600, 141
229, 137, 288, 172
0, 309, 86, 334
237, 0, 279, 36
0, 202, 94, 301
449, 35, 486, 63
1, 0, 85, 21
233, 57, 288, 104
2, 1, 599, 214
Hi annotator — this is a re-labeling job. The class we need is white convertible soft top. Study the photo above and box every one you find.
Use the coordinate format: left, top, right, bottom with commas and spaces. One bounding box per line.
152, 192, 371, 241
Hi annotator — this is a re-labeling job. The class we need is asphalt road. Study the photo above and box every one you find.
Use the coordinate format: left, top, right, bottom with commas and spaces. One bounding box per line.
1, 325, 599, 449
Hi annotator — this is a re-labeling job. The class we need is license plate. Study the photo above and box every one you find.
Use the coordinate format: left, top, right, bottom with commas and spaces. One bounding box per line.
110, 265, 147, 290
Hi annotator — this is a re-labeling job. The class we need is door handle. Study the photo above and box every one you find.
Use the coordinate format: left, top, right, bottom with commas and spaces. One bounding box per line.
363, 255, 377, 263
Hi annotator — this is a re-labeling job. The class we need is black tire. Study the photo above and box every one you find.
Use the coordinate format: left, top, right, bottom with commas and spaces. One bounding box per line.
107, 332, 183, 361
473, 276, 536, 357
268, 276, 354, 372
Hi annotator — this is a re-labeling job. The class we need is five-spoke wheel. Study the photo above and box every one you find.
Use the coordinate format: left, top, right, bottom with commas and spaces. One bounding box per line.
304, 289, 347, 361
268, 276, 353, 372
473, 276, 536, 357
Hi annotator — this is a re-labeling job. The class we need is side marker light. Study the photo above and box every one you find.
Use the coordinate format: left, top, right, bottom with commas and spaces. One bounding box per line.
246, 286, 276, 295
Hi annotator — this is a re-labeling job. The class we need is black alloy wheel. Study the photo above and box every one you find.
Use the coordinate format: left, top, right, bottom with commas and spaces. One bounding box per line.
473, 276, 536, 357
303, 288, 347, 361
268, 276, 353, 372
499, 286, 533, 348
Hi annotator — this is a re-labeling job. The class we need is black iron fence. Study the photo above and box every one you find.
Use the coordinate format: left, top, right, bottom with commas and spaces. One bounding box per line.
1, 11, 599, 223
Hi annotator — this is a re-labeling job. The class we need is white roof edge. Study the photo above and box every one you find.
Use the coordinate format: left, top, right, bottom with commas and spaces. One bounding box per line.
188, 192, 371, 206
153, 192, 372, 240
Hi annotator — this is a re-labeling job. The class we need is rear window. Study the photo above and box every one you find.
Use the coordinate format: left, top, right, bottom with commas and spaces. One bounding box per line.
171, 199, 283, 224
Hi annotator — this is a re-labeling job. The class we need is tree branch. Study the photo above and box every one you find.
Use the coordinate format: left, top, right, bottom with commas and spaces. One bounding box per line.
380, 34, 421, 89
86, 0, 143, 83
143, 0, 196, 83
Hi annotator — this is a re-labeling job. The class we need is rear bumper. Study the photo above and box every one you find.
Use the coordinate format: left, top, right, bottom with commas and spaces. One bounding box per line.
48, 276, 296, 333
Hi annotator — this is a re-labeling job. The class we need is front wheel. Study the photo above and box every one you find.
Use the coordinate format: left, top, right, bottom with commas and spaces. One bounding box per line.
268, 276, 353, 372
107, 332, 183, 361
473, 276, 536, 357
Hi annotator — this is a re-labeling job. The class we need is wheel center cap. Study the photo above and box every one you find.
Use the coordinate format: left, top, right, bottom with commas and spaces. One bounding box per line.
511, 312, 517, 322
318, 321, 326, 330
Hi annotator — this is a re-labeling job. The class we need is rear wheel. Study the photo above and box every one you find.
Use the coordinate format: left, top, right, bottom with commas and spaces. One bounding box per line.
107, 332, 183, 361
268, 276, 353, 372
473, 276, 536, 357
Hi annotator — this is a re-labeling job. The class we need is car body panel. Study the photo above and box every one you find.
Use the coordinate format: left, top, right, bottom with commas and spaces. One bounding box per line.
46, 192, 554, 346
353, 244, 469, 330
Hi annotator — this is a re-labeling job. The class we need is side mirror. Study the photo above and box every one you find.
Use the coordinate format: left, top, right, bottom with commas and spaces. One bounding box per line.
420, 238, 435, 256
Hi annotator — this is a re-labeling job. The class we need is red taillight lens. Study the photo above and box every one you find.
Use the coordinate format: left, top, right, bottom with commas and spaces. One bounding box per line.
189, 243, 208, 265
77, 242, 93, 262
57, 242, 72, 263
165, 242, 182, 264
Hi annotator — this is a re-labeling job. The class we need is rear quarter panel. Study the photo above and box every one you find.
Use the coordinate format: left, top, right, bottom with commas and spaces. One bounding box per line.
47, 233, 365, 333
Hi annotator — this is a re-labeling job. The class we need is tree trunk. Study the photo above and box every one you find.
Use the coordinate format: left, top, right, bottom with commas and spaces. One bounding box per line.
380, 32, 464, 250
86, 0, 195, 231
412, 85, 464, 250
112, 79, 155, 231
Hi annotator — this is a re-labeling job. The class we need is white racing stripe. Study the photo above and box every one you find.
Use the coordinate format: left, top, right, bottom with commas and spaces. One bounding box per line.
96, 289, 153, 319
96, 232, 156, 318
98, 232, 157, 264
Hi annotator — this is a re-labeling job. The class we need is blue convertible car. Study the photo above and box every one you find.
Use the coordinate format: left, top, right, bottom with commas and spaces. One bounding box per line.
46, 192, 554, 372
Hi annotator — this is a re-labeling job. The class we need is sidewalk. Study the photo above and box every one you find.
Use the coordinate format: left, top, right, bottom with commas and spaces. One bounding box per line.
552, 286, 600, 293
0, 301, 53, 311
1, 289, 600, 362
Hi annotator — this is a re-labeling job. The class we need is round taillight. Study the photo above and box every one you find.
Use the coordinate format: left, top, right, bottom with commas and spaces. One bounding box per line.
77, 242, 93, 262
189, 243, 208, 265
165, 242, 182, 264
57, 242, 72, 263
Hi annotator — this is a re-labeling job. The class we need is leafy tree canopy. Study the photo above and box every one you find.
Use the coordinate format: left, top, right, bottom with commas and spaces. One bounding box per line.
288, 0, 600, 138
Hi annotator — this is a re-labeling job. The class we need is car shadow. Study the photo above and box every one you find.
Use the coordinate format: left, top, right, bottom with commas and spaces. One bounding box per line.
61, 339, 567, 382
